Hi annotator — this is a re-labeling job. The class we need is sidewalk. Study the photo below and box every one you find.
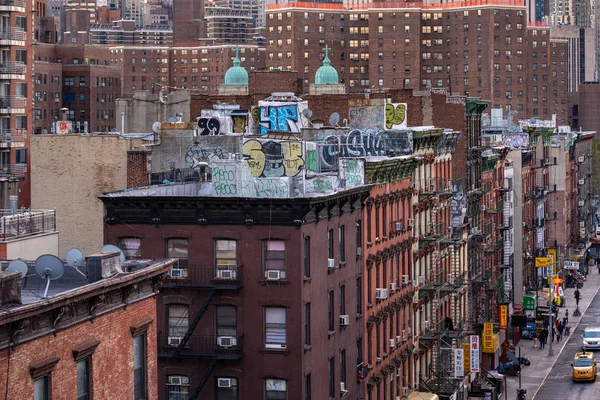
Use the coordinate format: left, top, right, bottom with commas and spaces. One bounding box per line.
505, 268, 600, 400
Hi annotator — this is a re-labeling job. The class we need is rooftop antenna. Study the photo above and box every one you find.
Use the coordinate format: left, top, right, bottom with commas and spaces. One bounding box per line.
6, 259, 28, 278
66, 248, 86, 277
100, 244, 126, 267
329, 112, 340, 127
34, 254, 65, 298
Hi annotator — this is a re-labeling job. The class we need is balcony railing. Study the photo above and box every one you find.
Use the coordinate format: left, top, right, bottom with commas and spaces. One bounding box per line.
0, 163, 25, 179
0, 209, 56, 240
415, 178, 454, 196
0, 129, 25, 143
0, 28, 26, 41
0, 61, 25, 75
163, 265, 243, 289
0, 0, 26, 8
158, 334, 244, 360
0, 96, 26, 109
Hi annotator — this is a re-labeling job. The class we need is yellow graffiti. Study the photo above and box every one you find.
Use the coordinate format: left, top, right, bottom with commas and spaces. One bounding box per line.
385, 103, 406, 129
242, 140, 266, 177
281, 141, 304, 177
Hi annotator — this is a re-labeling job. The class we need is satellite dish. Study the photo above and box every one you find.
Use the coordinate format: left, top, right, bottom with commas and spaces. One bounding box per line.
7, 259, 28, 278
302, 109, 313, 119
152, 121, 161, 133
100, 244, 126, 266
34, 254, 65, 298
167, 117, 177, 123
66, 248, 87, 277
329, 112, 340, 127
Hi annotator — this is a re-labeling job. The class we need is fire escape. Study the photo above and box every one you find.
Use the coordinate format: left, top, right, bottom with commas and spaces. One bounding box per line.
417, 178, 466, 396
158, 265, 244, 399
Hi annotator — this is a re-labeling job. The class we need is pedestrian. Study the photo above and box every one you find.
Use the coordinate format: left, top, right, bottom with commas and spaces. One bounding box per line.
562, 317, 567, 327
558, 322, 565, 342
565, 309, 569, 324
540, 328, 548, 349
575, 289, 581, 306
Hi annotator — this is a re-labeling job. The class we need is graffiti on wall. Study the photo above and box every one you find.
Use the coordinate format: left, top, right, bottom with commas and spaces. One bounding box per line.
305, 141, 318, 175
339, 159, 364, 188
198, 117, 221, 135
317, 129, 413, 170
503, 134, 528, 149
385, 103, 407, 130
185, 144, 228, 169
198, 108, 248, 135
242, 138, 305, 177
349, 106, 384, 130
258, 105, 299, 134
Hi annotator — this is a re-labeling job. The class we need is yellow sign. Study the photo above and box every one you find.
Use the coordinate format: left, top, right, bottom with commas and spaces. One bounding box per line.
463, 343, 471, 373
483, 322, 494, 353
536, 257, 552, 267
552, 277, 563, 285
548, 249, 557, 276
499, 305, 508, 329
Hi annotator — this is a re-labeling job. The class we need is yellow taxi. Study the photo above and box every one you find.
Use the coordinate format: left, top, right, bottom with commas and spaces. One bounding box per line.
571, 351, 596, 382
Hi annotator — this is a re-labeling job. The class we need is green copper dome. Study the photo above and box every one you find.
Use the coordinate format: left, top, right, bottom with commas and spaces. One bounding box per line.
315, 45, 339, 85
224, 46, 248, 85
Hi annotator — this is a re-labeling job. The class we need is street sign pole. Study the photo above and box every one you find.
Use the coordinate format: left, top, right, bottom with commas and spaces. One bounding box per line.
548, 262, 554, 357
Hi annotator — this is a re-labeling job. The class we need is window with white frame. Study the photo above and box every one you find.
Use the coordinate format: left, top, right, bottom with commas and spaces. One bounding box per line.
168, 305, 189, 343
264, 240, 286, 279
215, 240, 237, 276
265, 379, 287, 400
167, 375, 190, 400
216, 377, 238, 400
264, 307, 286, 348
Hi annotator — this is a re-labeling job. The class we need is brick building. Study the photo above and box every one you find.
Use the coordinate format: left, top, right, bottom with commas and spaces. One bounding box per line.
32, 44, 122, 133
0, 253, 175, 400
264, 0, 569, 120
101, 177, 370, 400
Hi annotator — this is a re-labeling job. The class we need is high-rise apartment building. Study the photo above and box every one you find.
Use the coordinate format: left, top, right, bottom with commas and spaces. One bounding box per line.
265, 0, 569, 121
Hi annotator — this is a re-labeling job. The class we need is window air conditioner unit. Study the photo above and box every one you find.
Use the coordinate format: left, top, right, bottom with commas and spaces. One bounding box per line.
420, 304, 425, 312
396, 221, 403, 231
168, 336, 182, 346
396, 335, 402, 344
356, 247, 362, 256
340, 315, 350, 326
481, 205, 486, 211
412, 279, 417, 287
217, 269, 236, 280
419, 275, 425, 285
328, 258, 336, 270
375, 288, 389, 299
408, 327, 411, 336
217, 378, 233, 388
169, 376, 182, 385
403, 387, 409, 396
340, 382, 347, 393
217, 336, 237, 348
266, 270, 281, 280
402, 275, 409, 285
170, 268, 184, 278
408, 219, 414, 228
390, 282, 397, 291
425, 320, 430, 329
402, 330, 407, 341
390, 338, 396, 348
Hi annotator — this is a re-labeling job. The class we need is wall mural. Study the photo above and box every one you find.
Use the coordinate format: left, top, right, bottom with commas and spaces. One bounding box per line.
197, 108, 248, 135
385, 103, 407, 130
185, 144, 227, 169
242, 138, 305, 177
198, 117, 221, 135
249, 101, 308, 135
349, 106, 384, 129
317, 129, 413, 170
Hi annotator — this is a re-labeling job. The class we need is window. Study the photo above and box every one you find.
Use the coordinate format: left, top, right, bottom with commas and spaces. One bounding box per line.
265, 379, 287, 400
64, 77, 75, 86
265, 307, 286, 348
356, 277, 362, 315
356, 220, 362, 250
79, 77, 86, 86
15, 149, 26, 164
133, 334, 147, 400
264, 240, 285, 277
305, 374, 311, 400
167, 238, 188, 265
168, 304, 188, 341
329, 357, 335, 398
303, 236, 310, 277
167, 375, 189, 400
34, 376, 49, 400
339, 226, 345, 262
216, 377, 238, 400
340, 349, 346, 387
328, 290, 335, 331
215, 239, 237, 274
76, 358, 91, 400
327, 229, 334, 259
216, 305, 237, 337
304, 302, 311, 345
340, 285, 346, 317
120, 237, 141, 259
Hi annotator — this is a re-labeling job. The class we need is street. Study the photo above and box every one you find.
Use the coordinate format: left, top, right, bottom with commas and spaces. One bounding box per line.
533, 285, 600, 399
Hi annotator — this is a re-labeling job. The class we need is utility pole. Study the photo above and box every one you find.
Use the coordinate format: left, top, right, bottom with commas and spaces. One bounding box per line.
548, 264, 554, 357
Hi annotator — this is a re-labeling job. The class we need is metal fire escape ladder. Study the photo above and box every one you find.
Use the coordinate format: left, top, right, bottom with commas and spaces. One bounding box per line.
190, 358, 218, 400
175, 289, 217, 356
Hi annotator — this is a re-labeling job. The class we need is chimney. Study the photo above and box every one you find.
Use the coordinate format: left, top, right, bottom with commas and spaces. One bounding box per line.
86, 252, 123, 283
0, 271, 22, 306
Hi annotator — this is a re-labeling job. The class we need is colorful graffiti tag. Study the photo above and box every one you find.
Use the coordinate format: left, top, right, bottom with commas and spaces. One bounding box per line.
385, 103, 407, 130
258, 104, 300, 134
349, 106, 384, 129
185, 144, 227, 169
242, 139, 305, 177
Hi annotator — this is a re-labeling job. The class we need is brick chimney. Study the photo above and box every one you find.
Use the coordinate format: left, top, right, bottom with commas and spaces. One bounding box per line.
0, 271, 22, 306
86, 252, 124, 283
